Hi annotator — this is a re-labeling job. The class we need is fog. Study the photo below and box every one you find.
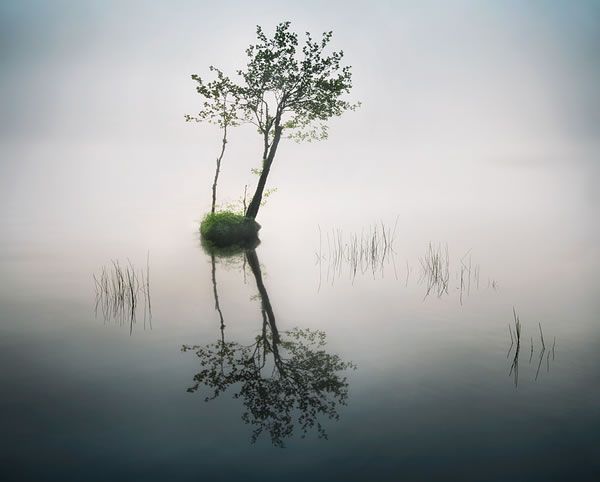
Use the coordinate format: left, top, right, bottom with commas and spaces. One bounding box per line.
1, 0, 598, 245
2, 3, 600, 478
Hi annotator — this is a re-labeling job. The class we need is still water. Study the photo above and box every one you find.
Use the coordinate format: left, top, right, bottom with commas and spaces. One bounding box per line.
0, 151, 598, 481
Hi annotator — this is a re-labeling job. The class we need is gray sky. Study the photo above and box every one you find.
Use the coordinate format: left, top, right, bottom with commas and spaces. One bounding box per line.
2, 1, 599, 143
1, 0, 598, 244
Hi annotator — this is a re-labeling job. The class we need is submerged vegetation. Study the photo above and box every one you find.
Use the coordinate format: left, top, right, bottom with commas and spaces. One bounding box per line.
93, 254, 152, 333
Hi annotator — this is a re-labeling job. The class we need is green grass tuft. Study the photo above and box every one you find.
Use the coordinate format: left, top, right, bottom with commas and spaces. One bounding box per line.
200, 211, 261, 247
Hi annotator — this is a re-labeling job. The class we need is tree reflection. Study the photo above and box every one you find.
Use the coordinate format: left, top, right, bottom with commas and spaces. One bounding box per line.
183, 247, 355, 447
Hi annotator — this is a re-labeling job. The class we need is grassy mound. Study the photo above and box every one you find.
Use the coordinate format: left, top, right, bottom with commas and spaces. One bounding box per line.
200, 211, 261, 247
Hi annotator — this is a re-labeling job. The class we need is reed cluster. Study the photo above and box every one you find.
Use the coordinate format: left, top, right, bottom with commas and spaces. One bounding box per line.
418, 242, 450, 298
507, 308, 556, 386
458, 251, 481, 304
316, 219, 398, 285
93, 253, 151, 333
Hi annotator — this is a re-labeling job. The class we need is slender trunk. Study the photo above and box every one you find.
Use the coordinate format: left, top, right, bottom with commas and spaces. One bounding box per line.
245, 125, 282, 219
211, 124, 227, 214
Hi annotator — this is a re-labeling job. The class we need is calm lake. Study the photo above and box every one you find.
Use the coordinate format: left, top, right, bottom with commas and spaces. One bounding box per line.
2, 2, 600, 479
0, 145, 598, 481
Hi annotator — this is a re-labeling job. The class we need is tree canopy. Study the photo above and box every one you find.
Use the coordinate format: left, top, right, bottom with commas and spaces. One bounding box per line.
187, 21, 359, 219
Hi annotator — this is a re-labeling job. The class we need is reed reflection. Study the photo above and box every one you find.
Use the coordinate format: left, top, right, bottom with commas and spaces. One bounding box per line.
507, 309, 556, 387
184, 245, 355, 447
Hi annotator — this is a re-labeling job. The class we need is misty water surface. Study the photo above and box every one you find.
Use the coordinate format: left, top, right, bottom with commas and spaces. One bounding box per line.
1, 1, 599, 481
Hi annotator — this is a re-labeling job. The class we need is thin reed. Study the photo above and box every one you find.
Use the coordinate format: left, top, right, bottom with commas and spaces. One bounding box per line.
506, 309, 556, 384
508, 307, 522, 386
93, 253, 152, 333
418, 242, 450, 298
316, 219, 398, 285
315, 232, 496, 304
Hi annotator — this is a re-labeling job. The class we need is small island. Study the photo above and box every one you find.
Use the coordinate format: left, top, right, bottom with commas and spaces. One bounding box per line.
200, 211, 261, 247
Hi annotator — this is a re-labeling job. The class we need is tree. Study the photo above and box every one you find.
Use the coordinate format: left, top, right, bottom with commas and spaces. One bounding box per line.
185, 68, 240, 214
188, 21, 358, 220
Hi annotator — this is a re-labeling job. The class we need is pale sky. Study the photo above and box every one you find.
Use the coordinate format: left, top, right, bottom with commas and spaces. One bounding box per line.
1, 0, 598, 243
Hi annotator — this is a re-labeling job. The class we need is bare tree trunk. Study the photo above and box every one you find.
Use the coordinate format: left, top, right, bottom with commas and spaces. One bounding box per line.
211, 124, 228, 214
245, 125, 282, 219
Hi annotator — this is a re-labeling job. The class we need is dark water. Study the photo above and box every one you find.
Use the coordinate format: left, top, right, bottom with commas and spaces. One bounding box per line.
1, 156, 599, 481
2, 0, 600, 478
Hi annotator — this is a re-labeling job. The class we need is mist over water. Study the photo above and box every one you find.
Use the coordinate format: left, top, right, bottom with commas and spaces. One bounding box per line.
1, 1, 599, 481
